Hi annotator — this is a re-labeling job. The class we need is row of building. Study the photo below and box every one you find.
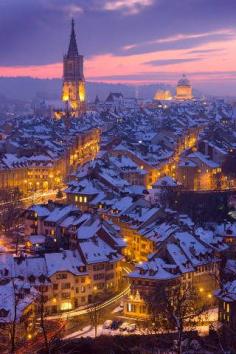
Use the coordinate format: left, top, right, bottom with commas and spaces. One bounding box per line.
16, 197, 236, 324
1, 94, 235, 198
0, 148, 236, 339
0, 116, 100, 195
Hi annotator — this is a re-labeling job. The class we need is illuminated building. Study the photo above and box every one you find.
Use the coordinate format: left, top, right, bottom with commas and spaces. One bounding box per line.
116, 219, 156, 263
108, 200, 161, 263
154, 90, 172, 101
176, 74, 193, 100
176, 151, 221, 190
110, 149, 159, 189
110, 126, 199, 190
23, 204, 124, 312
0, 128, 100, 196
216, 279, 236, 331
62, 19, 86, 117
123, 223, 226, 319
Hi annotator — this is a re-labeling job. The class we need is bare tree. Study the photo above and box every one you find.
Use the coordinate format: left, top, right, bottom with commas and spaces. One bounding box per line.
0, 277, 36, 354
8, 278, 25, 354
88, 302, 102, 337
35, 284, 66, 354
209, 271, 236, 354
0, 188, 23, 237
37, 285, 50, 354
146, 283, 208, 354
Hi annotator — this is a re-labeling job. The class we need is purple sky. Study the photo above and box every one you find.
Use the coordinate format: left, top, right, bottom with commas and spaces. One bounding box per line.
0, 0, 236, 95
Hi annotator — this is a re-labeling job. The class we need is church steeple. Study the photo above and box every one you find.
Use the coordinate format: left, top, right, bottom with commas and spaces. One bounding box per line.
67, 19, 79, 58
62, 19, 86, 117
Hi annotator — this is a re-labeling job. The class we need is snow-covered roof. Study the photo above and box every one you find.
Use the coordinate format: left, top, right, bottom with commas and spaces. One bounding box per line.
187, 151, 219, 168
215, 280, 236, 302
129, 257, 179, 281
79, 237, 123, 264
45, 204, 78, 223
44, 250, 85, 276
153, 176, 179, 187
0, 281, 37, 323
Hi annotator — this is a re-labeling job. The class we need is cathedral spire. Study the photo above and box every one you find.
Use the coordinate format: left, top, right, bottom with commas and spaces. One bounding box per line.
67, 18, 79, 58
62, 19, 86, 116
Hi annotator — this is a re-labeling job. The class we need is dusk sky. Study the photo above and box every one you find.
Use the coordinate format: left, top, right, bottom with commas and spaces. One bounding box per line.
0, 0, 236, 95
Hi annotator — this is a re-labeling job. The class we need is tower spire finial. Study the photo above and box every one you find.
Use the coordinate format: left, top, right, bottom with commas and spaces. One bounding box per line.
67, 18, 79, 58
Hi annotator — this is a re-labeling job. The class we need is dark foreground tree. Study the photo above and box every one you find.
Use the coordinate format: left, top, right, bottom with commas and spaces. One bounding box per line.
88, 302, 102, 338
35, 285, 65, 354
222, 151, 236, 178
146, 284, 208, 354
0, 278, 36, 354
0, 188, 23, 236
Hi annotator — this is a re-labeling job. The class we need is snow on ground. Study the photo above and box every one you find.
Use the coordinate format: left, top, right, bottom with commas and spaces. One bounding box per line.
64, 325, 92, 339
112, 306, 123, 314
64, 324, 139, 339
64, 308, 219, 339
199, 307, 218, 323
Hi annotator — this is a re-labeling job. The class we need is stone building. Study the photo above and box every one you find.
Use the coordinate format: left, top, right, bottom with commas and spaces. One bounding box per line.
154, 90, 172, 101
123, 218, 227, 318
61, 19, 86, 116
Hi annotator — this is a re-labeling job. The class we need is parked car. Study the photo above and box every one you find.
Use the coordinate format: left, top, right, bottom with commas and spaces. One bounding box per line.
103, 320, 113, 329
111, 320, 122, 330
127, 323, 136, 333
119, 322, 129, 331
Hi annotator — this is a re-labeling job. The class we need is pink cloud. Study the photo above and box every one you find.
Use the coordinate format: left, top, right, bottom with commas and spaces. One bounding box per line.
103, 0, 154, 15
0, 63, 62, 79
0, 35, 236, 85
122, 29, 234, 50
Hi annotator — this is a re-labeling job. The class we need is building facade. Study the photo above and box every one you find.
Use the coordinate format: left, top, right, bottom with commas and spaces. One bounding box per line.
123, 222, 226, 319
23, 202, 125, 311
154, 90, 172, 101
0, 128, 100, 196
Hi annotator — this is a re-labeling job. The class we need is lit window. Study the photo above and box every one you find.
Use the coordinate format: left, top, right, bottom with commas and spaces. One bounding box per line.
60, 302, 72, 311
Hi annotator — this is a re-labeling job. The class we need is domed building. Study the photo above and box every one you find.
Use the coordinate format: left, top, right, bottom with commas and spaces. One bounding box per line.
154, 90, 172, 101
176, 74, 193, 100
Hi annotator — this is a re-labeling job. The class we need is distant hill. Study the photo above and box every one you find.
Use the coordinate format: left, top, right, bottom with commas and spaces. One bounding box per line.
0, 77, 175, 102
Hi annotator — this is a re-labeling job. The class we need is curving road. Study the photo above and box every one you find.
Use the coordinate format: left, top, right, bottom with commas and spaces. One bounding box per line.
0, 188, 66, 208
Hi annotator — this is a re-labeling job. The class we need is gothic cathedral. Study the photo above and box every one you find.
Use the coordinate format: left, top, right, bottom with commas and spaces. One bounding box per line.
62, 19, 86, 117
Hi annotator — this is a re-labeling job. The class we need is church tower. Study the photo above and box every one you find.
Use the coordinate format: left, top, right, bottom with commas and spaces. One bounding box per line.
62, 19, 86, 116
